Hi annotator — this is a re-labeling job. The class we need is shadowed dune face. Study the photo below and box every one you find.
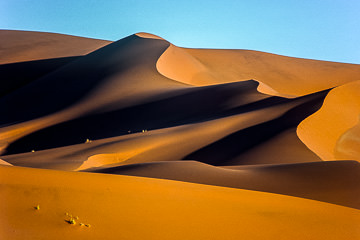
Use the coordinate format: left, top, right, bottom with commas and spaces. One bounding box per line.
1, 30, 360, 239
0, 34, 188, 154
0, 56, 81, 97
298, 80, 360, 162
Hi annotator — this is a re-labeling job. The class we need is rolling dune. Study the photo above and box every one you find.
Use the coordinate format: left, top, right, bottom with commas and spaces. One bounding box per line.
0, 30, 111, 64
157, 44, 360, 97
89, 160, 360, 209
1, 165, 360, 240
1, 30, 360, 239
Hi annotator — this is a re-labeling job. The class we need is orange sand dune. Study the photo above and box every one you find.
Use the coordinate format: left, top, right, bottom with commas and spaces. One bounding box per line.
298, 80, 360, 161
1, 30, 360, 239
0, 34, 188, 154
0, 30, 111, 64
1, 165, 360, 240
156, 44, 360, 97
90, 160, 360, 209
3, 91, 321, 170
226, 127, 321, 165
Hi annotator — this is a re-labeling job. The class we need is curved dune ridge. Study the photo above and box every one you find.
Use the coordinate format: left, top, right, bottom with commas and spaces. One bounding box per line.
0, 33, 188, 154
1, 30, 360, 239
298, 80, 360, 161
156, 44, 360, 98
89, 160, 360, 209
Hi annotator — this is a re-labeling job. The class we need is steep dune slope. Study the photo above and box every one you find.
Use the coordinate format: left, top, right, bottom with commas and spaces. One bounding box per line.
298, 80, 360, 161
184, 91, 327, 165
0, 34, 188, 154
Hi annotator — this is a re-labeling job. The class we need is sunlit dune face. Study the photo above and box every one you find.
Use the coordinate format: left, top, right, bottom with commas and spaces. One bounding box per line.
0, 159, 12, 165
0, 30, 111, 64
156, 46, 360, 98
335, 118, 360, 160
1, 165, 360, 240
297, 80, 360, 161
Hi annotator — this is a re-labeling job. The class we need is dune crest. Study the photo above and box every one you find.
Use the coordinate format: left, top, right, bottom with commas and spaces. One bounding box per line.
135, 32, 165, 40
297, 80, 360, 161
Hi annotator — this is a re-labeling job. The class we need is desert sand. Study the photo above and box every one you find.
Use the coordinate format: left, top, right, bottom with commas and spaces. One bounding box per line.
1, 30, 360, 239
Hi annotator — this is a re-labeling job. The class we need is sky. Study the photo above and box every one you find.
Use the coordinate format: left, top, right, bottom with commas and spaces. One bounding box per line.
1, 0, 359, 64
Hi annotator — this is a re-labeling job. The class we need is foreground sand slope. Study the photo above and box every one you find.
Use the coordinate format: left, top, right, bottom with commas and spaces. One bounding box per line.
1, 165, 360, 240
90, 160, 360, 209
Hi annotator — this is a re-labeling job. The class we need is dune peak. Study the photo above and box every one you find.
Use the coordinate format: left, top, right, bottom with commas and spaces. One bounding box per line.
135, 32, 165, 40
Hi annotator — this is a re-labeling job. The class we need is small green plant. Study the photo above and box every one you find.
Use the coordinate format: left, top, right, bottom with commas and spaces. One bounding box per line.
64, 212, 91, 228
66, 217, 76, 225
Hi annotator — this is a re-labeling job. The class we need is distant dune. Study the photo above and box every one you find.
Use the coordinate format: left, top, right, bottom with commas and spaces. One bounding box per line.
1, 30, 360, 239
0, 30, 111, 64
156, 42, 360, 97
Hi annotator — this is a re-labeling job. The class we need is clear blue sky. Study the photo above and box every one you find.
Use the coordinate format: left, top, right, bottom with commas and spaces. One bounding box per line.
1, 0, 359, 64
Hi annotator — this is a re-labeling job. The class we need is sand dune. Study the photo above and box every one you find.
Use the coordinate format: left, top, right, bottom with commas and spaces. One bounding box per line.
90, 160, 360, 209
1, 30, 360, 239
2, 165, 360, 240
298, 80, 360, 161
157, 43, 360, 97
3, 89, 322, 170
0, 34, 188, 154
0, 30, 111, 65
0, 56, 81, 97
